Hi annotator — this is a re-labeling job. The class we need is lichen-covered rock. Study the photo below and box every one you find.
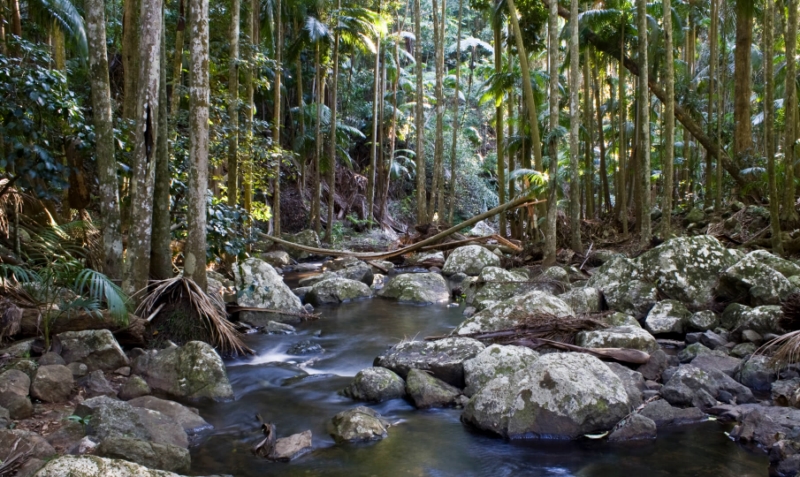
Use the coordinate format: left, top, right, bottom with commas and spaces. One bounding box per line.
272, 430, 312, 461
454, 290, 575, 336
330, 407, 390, 443
58, 329, 129, 372
325, 258, 374, 286
442, 245, 501, 276
30, 365, 73, 403
735, 355, 778, 392
677, 343, 728, 363
661, 365, 755, 408
463, 267, 531, 310
75, 396, 189, 449
559, 287, 602, 314
306, 278, 372, 306
644, 300, 692, 335
723, 305, 784, 337
119, 376, 151, 401
97, 436, 190, 473
690, 354, 742, 377
717, 251, 798, 306
131, 341, 233, 402
463, 345, 538, 397
0, 429, 56, 460
601, 312, 640, 328
127, 396, 211, 433
234, 258, 304, 325
260, 251, 293, 267
343, 367, 405, 403
406, 369, 461, 409
33, 455, 209, 477
746, 250, 800, 278
78, 370, 116, 398
576, 326, 658, 352
374, 337, 485, 387
604, 280, 659, 319
608, 414, 657, 441
297, 271, 336, 288
689, 311, 719, 331
283, 230, 321, 260
772, 378, 800, 408
586, 256, 642, 291
405, 251, 445, 268
638, 399, 706, 427
605, 362, 646, 408
731, 342, 758, 358
0, 369, 33, 419
635, 235, 741, 308
378, 273, 449, 304
462, 353, 632, 439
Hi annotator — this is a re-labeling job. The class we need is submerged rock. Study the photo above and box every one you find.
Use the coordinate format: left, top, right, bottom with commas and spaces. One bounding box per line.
374, 337, 485, 387
463, 345, 539, 397
343, 367, 406, 403
234, 258, 304, 325
378, 273, 450, 304
306, 278, 372, 306
406, 369, 461, 408
462, 353, 631, 439
287, 340, 324, 355
442, 245, 501, 276
454, 290, 575, 336
330, 407, 390, 443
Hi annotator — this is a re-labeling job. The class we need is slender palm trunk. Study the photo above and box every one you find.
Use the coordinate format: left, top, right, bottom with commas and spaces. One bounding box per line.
592, 49, 611, 215
636, 0, 651, 245
312, 44, 323, 234
367, 20, 381, 225
151, 6, 172, 280
169, 0, 185, 119
326, 12, 341, 241
428, 0, 444, 218
227, 0, 241, 206
448, 0, 463, 224
86, 0, 123, 278
662, 0, 675, 235
618, 35, 628, 237
494, 20, 505, 235
543, 0, 559, 265
272, 0, 283, 235
583, 47, 594, 220
295, 19, 306, 192
781, 0, 799, 224
185, 0, 209, 290
568, 0, 581, 252
414, 0, 427, 223
242, 0, 257, 218
765, 0, 783, 253
708, 0, 719, 213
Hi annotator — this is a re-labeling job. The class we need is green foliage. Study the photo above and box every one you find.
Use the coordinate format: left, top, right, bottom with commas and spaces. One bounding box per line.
205, 195, 256, 264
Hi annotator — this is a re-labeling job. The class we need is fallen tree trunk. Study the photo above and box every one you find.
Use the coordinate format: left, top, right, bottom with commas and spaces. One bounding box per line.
260, 197, 545, 260
513, 337, 651, 365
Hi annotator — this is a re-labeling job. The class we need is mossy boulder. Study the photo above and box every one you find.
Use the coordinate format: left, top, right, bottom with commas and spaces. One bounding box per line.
720, 304, 784, 336
462, 353, 632, 439
576, 326, 658, 352
644, 300, 692, 335
325, 258, 374, 286
374, 337, 485, 387
442, 245, 501, 276
378, 273, 449, 304
306, 277, 372, 305
58, 329, 129, 372
454, 290, 575, 336
463, 267, 531, 310
96, 436, 190, 473
689, 311, 719, 331
463, 345, 538, 397
602, 280, 658, 319
343, 367, 406, 402
586, 256, 642, 291
330, 406, 390, 443
406, 369, 461, 408
234, 258, 304, 325
717, 251, 799, 306
559, 287, 602, 314
33, 455, 205, 477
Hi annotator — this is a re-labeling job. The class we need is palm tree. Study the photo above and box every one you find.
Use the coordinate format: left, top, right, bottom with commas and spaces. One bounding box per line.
272, 0, 284, 236
662, 0, 675, 235
414, 0, 427, 223
636, 0, 650, 246
781, 0, 799, 225
568, 0, 581, 252
543, 0, 559, 265
228, 0, 241, 207
448, 0, 464, 225
764, 0, 782, 254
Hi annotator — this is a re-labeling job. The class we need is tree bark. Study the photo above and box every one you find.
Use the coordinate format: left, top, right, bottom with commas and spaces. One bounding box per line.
543, 0, 559, 265
414, 0, 427, 223
448, 0, 463, 225
86, 0, 123, 279
568, 0, 581, 252
494, 19, 505, 236
169, 0, 185, 118
592, 49, 610, 215
781, 0, 799, 224
618, 35, 628, 237
583, 46, 594, 219
326, 18, 340, 242
708, 0, 718, 213
733, 0, 753, 165
122, 0, 162, 296
272, 0, 282, 234
662, 0, 675, 235
122, 0, 140, 121
152, 7, 172, 280
184, 0, 209, 291
227, 0, 240, 206
765, 0, 783, 253
367, 14, 380, 226
636, 0, 650, 245
312, 43, 323, 234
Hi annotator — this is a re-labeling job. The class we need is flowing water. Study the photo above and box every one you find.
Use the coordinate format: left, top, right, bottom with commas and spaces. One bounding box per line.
190, 278, 768, 477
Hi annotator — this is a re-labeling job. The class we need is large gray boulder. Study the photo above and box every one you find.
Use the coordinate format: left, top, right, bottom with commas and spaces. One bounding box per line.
575, 326, 658, 353
0, 429, 56, 460
75, 396, 189, 449
234, 258, 304, 325
735, 355, 778, 392
638, 399, 705, 427
306, 278, 372, 306
260, 251, 293, 268
127, 396, 211, 433
442, 245, 501, 276
30, 365, 73, 403
464, 267, 531, 310
586, 256, 642, 292
378, 273, 450, 304
454, 290, 575, 336
720, 304, 784, 336
343, 367, 406, 403
635, 236, 741, 308
96, 436, 190, 473
33, 455, 217, 477
374, 337, 485, 387
772, 378, 800, 408
406, 369, 461, 409
132, 341, 233, 402
717, 251, 799, 306
463, 345, 539, 397
0, 369, 33, 419
661, 365, 755, 408
559, 287, 602, 314
603, 280, 658, 319
57, 329, 129, 372
330, 407, 390, 443
325, 258, 374, 286
462, 353, 632, 439
644, 300, 692, 335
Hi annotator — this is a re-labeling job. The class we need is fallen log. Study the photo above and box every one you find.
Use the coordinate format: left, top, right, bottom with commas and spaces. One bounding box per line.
513, 338, 651, 365
259, 197, 546, 260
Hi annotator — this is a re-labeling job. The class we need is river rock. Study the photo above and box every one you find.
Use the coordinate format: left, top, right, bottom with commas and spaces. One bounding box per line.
343, 367, 406, 403
661, 365, 755, 408
690, 354, 742, 377
722, 304, 784, 337
462, 353, 632, 439
405, 251, 445, 268
97, 436, 190, 473
729, 405, 800, 449
287, 340, 324, 355
576, 326, 658, 353
637, 349, 670, 382
602, 312, 641, 327
284, 230, 321, 260
297, 272, 336, 288
639, 399, 706, 427
608, 414, 657, 441
586, 255, 642, 292
689, 311, 719, 331
30, 365, 73, 403
118, 376, 151, 401
38, 352, 65, 366
442, 245, 501, 276
67, 362, 88, 378
374, 337, 485, 387
635, 236, 741, 308
0, 429, 56, 460
264, 321, 296, 334
559, 287, 602, 314
735, 355, 778, 392
33, 455, 224, 477
605, 362, 646, 408
645, 300, 692, 335
463, 345, 539, 397
378, 273, 449, 304
78, 370, 117, 398
260, 251, 293, 268
731, 342, 758, 358
76, 396, 188, 448
0, 369, 33, 419
454, 290, 575, 336
406, 369, 461, 408
325, 258, 374, 286
772, 378, 800, 408
306, 278, 372, 306
132, 341, 233, 402
57, 329, 129, 372
717, 251, 798, 306
464, 267, 531, 310
0, 339, 34, 358
128, 396, 210, 433
677, 343, 728, 363
45, 421, 86, 453
272, 430, 312, 461
233, 258, 304, 325
330, 406, 390, 443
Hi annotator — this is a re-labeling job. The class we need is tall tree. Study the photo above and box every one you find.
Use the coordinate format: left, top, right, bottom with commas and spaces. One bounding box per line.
227, 0, 241, 207
782, 0, 799, 224
568, 0, 581, 252
733, 0, 753, 165
494, 10, 505, 235
765, 0, 783, 253
708, 0, 719, 213
592, 49, 611, 214
151, 5, 172, 280
326, 7, 341, 241
185, 0, 210, 290
448, 0, 464, 225
662, 0, 675, 235
85, 0, 122, 278
169, 0, 185, 118
242, 0, 258, 217
122, 0, 140, 121
367, 4, 381, 225
414, 0, 427, 223
272, 0, 283, 235
636, 0, 650, 245
122, 0, 163, 296
543, 0, 559, 265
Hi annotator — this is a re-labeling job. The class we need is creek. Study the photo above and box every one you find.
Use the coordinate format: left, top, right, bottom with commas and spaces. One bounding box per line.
190, 272, 768, 477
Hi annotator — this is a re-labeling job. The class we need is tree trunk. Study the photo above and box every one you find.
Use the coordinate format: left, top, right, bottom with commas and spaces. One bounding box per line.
122, 0, 140, 121
184, 0, 209, 291
618, 34, 628, 237
169, 0, 185, 118
428, 0, 444, 218
781, 0, 799, 224
765, 0, 783, 253
592, 49, 610, 215
9, 0, 21, 38
716, 12, 725, 209
295, 19, 306, 192
122, 0, 162, 296
367, 19, 380, 226
414, 0, 427, 223
543, 0, 559, 265
568, 0, 581, 252
86, 0, 123, 279
242, 0, 257, 217
636, 0, 650, 245
662, 0, 675, 235
733, 0, 753, 165
326, 20, 340, 242
151, 6, 172, 280
227, 0, 240, 206
382, 35, 400, 222
272, 0, 282, 235
448, 0, 463, 225
583, 46, 594, 220
494, 20, 505, 235
312, 43, 323, 234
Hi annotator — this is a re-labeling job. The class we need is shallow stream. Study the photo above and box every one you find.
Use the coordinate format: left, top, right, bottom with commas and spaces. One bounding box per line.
191, 279, 768, 477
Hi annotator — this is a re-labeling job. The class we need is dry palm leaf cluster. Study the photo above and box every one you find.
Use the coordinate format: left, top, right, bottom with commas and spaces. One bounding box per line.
756, 292, 800, 367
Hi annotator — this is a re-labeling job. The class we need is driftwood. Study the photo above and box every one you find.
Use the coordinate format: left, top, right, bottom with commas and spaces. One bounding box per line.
252, 414, 277, 459
18, 308, 147, 346
419, 234, 523, 253
259, 197, 546, 260
512, 338, 651, 365
228, 306, 320, 320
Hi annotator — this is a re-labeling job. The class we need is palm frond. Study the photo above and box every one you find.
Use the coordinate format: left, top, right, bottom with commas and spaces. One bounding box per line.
73, 268, 129, 324
29, 0, 87, 58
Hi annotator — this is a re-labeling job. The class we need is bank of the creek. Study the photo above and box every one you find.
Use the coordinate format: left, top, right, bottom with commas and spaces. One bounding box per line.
190, 293, 768, 477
